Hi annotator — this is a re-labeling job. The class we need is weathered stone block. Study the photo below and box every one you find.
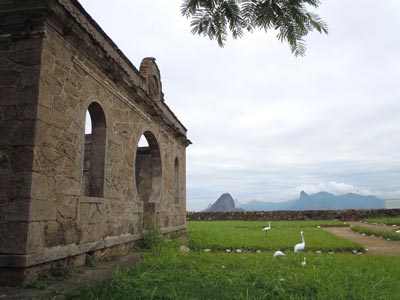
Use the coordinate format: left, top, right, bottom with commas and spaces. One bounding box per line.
36, 104, 72, 129
107, 140, 123, 162
63, 227, 79, 245
0, 222, 28, 254
21, 67, 40, 86
33, 121, 52, 148
30, 198, 57, 221
78, 223, 104, 245
113, 122, 133, 139
131, 213, 140, 226
162, 215, 170, 228
6, 47, 42, 66
77, 202, 105, 225
44, 220, 63, 247
0, 170, 17, 199
54, 177, 81, 195
2, 198, 30, 222
0, 69, 20, 86
15, 173, 33, 199
56, 140, 76, 159
0, 120, 35, 146
33, 147, 66, 176
58, 204, 77, 220
59, 218, 75, 231
15, 38, 42, 51
26, 222, 45, 254
51, 94, 66, 113
9, 146, 34, 172
107, 222, 121, 236
0, 105, 21, 121
1, 104, 36, 120
0, 87, 16, 105
0, 150, 11, 172
64, 81, 81, 99
15, 85, 39, 105
65, 95, 80, 111
30, 172, 53, 201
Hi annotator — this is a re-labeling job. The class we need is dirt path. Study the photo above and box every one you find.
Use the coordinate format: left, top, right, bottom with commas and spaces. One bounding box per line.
0, 252, 142, 300
322, 225, 400, 255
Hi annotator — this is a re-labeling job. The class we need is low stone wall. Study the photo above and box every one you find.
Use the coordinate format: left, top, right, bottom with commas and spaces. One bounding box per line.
187, 209, 400, 222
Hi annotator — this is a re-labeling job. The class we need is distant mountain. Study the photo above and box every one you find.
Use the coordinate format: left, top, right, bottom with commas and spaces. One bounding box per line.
205, 193, 240, 212
240, 199, 295, 211
287, 191, 385, 210
239, 191, 385, 211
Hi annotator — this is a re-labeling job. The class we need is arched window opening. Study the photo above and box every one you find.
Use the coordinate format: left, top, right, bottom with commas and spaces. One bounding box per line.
138, 135, 149, 147
85, 111, 92, 134
135, 131, 162, 204
135, 131, 162, 230
83, 102, 106, 197
174, 157, 180, 204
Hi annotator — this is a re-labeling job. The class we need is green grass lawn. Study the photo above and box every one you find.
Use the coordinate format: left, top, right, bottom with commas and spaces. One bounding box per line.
362, 216, 400, 226
351, 225, 400, 241
64, 220, 400, 300
188, 220, 362, 252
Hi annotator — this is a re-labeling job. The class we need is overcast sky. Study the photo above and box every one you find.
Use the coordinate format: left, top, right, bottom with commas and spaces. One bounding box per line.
79, 0, 400, 211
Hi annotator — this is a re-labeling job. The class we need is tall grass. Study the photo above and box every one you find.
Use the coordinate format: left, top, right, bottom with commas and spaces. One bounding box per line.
66, 241, 400, 300
64, 220, 400, 300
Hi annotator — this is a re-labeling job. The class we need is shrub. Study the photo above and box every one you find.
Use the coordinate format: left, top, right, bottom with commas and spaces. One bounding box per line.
141, 229, 163, 252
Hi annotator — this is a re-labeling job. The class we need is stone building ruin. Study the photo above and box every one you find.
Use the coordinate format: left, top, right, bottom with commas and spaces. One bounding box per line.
0, 0, 190, 284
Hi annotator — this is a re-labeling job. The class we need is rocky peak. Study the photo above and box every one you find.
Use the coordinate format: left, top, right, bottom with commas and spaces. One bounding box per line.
205, 193, 236, 212
300, 190, 309, 199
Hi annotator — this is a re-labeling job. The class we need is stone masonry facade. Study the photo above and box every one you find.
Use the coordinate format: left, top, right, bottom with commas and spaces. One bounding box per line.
0, 0, 190, 284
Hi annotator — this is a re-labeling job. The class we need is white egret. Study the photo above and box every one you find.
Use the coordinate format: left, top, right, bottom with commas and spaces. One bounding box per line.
294, 231, 305, 253
273, 250, 285, 257
301, 257, 306, 267
263, 221, 271, 237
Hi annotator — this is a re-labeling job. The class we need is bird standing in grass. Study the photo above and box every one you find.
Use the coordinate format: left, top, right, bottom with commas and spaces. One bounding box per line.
263, 221, 271, 237
294, 231, 305, 253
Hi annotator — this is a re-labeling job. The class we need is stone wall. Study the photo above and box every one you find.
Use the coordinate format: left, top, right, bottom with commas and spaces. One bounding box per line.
187, 209, 400, 222
0, 0, 189, 284
0, 0, 44, 261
